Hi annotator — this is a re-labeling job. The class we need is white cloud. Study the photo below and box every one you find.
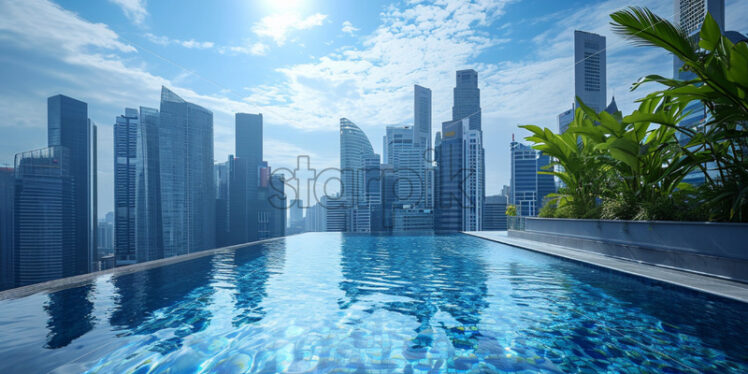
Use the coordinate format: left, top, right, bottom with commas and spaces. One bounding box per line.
109, 0, 147, 25
252, 13, 328, 46
144, 33, 214, 49
341, 20, 359, 35
219, 42, 270, 56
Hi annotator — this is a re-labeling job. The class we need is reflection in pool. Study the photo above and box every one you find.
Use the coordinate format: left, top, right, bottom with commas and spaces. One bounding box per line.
0, 233, 746, 372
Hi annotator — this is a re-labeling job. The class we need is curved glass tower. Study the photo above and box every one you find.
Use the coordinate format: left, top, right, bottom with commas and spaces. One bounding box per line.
340, 118, 375, 206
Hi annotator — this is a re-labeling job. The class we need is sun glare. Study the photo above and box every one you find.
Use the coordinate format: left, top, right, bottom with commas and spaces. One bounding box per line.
263, 0, 306, 13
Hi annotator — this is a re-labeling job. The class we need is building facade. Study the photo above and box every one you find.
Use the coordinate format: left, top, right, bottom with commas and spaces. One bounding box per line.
574, 31, 607, 113
13, 147, 75, 286
510, 141, 556, 216
47, 94, 96, 275
114, 108, 138, 265
159, 86, 215, 257
483, 195, 508, 231
135, 106, 163, 263
0, 168, 14, 290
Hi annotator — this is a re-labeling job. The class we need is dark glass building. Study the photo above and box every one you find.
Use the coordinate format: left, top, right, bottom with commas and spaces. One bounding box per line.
0, 167, 14, 290
13, 147, 75, 286
135, 106, 163, 263
159, 87, 215, 256
47, 95, 96, 275
114, 108, 138, 265
452, 69, 481, 131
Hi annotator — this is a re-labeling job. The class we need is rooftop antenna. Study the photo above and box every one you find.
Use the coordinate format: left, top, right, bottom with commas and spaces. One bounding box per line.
512, 133, 515, 142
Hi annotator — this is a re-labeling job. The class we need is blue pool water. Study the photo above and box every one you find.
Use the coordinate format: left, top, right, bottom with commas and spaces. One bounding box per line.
0, 233, 746, 373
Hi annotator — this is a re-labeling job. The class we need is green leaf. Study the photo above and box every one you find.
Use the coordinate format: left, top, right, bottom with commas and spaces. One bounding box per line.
699, 13, 721, 51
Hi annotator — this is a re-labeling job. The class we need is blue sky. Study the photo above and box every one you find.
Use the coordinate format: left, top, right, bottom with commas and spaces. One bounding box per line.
0, 0, 746, 216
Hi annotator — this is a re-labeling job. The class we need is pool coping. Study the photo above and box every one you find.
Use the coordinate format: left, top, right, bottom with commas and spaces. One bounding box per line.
0, 236, 290, 301
463, 231, 748, 304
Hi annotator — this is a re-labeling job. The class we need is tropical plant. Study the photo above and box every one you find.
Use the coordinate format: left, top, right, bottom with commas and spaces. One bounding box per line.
505, 204, 517, 217
610, 7, 748, 221
521, 107, 608, 219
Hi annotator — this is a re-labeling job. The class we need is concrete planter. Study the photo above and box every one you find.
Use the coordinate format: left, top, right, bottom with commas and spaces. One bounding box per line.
508, 217, 748, 283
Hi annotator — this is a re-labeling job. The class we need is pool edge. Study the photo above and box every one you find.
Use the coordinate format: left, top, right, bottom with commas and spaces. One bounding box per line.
0, 235, 299, 301
463, 231, 748, 304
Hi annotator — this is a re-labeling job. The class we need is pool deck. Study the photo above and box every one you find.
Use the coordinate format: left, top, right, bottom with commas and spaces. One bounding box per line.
464, 231, 748, 303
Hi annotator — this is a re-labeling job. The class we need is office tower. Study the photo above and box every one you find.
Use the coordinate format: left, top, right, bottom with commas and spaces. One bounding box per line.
461, 122, 484, 231
340, 118, 376, 206
435, 117, 483, 231
135, 106, 163, 262
536, 152, 556, 210
558, 105, 575, 134
510, 141, 556, 216
114, 108, 138, 266
0, 168, 14, 290
385, 125, 426, 207
214, 160, 230, 247
13, 147, 75, 286
288, 198, 304, 234
304, 197, 327, 232
452, 69, 481, 131
325, 197, 348, 232
483, 195, 508, 231
47, 95, 96, 275
97, 218, 113, 256
574, 31, 607, 113
159, 86, 215, 257
230, 113, 264, 243
674, 0, 724, 77
229, 156, 250, 244
258, 171, 286, 239
414, 85, 432, 152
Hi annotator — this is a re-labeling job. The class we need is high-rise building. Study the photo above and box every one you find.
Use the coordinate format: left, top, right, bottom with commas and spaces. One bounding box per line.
230, 113, 265, 243
0, 168, 14, 291
97, 218, 113, 257
435, 117, 483, 231
452, 69, 481, 131
135, 106, 163, 262
258, 171, 286, 239
214, 159, 230, 247
288, 198, 304, 234
114, 108, 138, 266
510, 141, 556, 216
47, 95, 96, 275
674, 0, 724, 78
340, 118, 376, 207
558, 105, 575, 134
414, 85, 432, 152
13, 147, 75, 286
385, 125, 427, 208
483, 195, 508, 231
574, 31, 607, 113
325, 197, 348, 232
304, 197, 327, 232
159, 86, 215, 257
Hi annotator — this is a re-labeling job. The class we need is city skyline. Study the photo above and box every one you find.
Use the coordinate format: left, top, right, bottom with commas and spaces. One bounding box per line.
3, 0, 747, 216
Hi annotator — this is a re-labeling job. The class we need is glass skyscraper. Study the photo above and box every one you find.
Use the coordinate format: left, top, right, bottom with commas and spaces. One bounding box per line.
0, 167, 15, 290
114, 108, 138, 265
340, 118, 376, 207
135, 106, 163, 263
47, 94, 96, 275
574, 30, 607, 113
159, 86, 215, 257
13, 147, 75, 286
230, 113, 264, 243
452, 69, 481, 131
510, 142, 556, 216
413, 85, 432, 152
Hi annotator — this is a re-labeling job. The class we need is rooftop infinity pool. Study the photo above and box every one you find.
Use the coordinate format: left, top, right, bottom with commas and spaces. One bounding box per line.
0, 233, 746, 373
